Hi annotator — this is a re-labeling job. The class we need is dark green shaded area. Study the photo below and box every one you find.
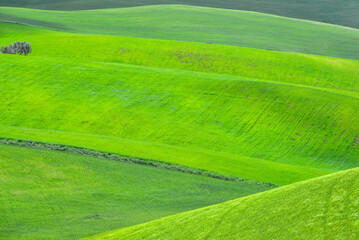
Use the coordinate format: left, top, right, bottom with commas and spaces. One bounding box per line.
0, 0, 358, 29
1, 6, 359, 60
0, 144, 271, 239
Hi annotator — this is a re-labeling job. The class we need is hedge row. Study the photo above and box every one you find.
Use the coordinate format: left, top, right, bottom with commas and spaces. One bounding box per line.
0, 137, 278, 188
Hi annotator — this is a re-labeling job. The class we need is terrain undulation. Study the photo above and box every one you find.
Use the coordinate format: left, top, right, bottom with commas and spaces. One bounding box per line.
0, 1, 358, 239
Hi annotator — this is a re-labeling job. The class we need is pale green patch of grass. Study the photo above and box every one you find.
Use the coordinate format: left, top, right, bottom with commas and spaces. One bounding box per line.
86, 167, 359, 240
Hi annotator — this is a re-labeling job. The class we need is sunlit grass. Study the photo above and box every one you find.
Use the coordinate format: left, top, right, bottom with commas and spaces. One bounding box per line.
86, 167, 359, 240
0, 53, 357, 185
1, 23, 359, 93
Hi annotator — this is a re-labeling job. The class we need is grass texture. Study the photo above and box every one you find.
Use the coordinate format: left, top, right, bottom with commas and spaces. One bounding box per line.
2, 23, 359, 93
0, 0, 358, 29
0, 3, 358, 240
0, 144, 271, 239
86, 167, 359, 240
1, 50, 358, 184
0, 22, 358, 186
1, 5, 359, 60
1, 137, 277, 185
0, 125, 331, 187
0, 23, 358, 186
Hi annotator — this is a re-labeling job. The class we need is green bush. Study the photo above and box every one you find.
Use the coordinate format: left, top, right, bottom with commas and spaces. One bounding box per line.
1, 41, 32, 55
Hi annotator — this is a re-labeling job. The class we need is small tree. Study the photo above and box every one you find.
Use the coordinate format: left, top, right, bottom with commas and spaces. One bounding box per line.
1, 41, 32, 55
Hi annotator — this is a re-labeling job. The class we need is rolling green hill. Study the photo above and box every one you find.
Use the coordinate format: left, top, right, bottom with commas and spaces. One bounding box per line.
1, 2, 358, 240
0, 144, 270, 239
0, 0, 358, 29
1, 5, 359, 60
1, 23, 359, 185
1, 26, 359, 185
86, 167, 359, 240
2, 23, 359, 94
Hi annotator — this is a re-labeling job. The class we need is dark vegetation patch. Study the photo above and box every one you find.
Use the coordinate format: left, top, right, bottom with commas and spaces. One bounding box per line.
0, 137, 278, 188
1, 41, 32, 55
0, 12, 71, 31
0, 0, 358, 29
353, 136, 359, 148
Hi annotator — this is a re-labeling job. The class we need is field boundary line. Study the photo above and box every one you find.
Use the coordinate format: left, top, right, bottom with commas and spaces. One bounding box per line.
0, 137, 278, 188
0, 20, 70, 32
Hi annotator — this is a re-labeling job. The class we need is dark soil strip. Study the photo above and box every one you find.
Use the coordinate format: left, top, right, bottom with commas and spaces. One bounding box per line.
0, 137, 278, 188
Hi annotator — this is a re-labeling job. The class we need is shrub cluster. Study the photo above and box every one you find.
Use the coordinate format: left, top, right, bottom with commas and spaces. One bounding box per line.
1, 41, 32, 55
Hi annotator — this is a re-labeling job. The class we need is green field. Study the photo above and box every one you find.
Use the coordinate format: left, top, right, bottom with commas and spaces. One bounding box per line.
1, 2, 358, 239
0, 0, 358, 30
1, 5, 359, 60
1, 23, 359, 186
87, 167, 359, 240
0, 144, 270, 239
2, 23, 359, 93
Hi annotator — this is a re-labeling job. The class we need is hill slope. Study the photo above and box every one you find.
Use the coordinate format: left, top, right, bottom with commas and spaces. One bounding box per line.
1, 23, 359, 185
0, 0, 358, 29
1, 5, 359, 60
2, 23, 359, 93
86, 167, 359, 240
0, 144, 270, 239
1, 52, 359, 185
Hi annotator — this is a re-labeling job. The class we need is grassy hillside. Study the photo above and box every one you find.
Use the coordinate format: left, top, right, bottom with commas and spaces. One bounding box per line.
0, 144, 270, 239
1, 51, 358, 184
1, 6, 359, 60
0, 127, 331, 187
86, 167, 359, 240
0, 0, 358, 30
1, 2, 358, 239
2, 23, 359, 94
1, 23, 359, 185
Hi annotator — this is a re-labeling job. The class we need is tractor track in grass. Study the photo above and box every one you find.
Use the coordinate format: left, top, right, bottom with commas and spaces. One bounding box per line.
0, 137, 278, 188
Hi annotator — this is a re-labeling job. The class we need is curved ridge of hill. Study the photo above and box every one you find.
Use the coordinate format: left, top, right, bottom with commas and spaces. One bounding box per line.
0, 144, 271, 239
85, 167, 359, 240
0, 0, 358, 29
2, 23, 359, 93
1, 54, 358, 185
1, 23, 359, 186
1, 5, 359, 60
